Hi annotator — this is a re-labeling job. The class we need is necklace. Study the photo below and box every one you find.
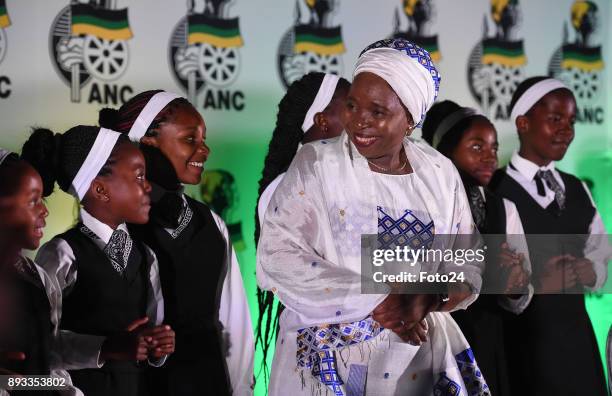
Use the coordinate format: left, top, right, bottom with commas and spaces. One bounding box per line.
367, 157, 408, 173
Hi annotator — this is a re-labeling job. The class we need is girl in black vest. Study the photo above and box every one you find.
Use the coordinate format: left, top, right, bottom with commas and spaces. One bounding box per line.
99, 91, 253, 395
0, 148, 63, 396
422, 101, 531, 396
489, 76, 609, 395
21, 126, 175, 396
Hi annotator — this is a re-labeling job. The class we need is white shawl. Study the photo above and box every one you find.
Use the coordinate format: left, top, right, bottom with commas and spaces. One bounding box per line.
257, 133, 482, 330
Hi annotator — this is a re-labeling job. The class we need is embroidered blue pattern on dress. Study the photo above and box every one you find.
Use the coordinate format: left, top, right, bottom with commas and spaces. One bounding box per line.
433, 372, 462, 396
455, 348, 491, 396
297, 317, 382, 396
377, 206, 435, 250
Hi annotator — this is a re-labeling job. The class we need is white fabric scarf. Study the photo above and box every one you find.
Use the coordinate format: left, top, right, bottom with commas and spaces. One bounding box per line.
353, 48, 437, 127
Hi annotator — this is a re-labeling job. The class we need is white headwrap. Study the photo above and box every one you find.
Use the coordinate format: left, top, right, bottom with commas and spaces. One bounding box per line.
301, 73, 340, 133
0, 148, 13, 166
127, 91, 182, 142
510, 78, 568, 124
432, 107, 480, 148
70, 128, 121, 200
353, 39, 441, 127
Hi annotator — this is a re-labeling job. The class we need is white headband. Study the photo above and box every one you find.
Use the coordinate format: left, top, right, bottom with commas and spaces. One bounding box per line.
127, 92, 182, 142
432, 107, 480, 148
0, 148, 12, 166
510, 79, 568, 124
301, 74, 340, 133
70, 128, 121, 200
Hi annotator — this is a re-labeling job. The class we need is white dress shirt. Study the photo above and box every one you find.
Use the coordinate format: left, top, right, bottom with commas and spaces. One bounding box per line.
35, 209, 165, 371
505, 152, 610, 291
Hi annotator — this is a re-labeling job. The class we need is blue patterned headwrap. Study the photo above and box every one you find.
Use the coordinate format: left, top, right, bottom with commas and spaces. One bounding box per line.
354, 38, 441, 127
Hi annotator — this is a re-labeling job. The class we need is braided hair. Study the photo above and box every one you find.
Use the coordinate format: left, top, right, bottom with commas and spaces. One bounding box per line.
422, 100, 491, 157
20, 126, 129, 198
254, 72, 351, 379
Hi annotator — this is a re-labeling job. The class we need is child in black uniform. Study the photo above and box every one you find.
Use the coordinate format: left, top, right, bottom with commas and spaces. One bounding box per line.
490, 76, 609, 396
0, 148, 63, 396
21, 127, 175, 396
422, 101, 531, 396
100, 91, 253, 395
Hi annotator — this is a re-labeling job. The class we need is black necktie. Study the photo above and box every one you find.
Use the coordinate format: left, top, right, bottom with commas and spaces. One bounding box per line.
104, 229, 132, 273
468, 186, 486, 229
536, 170, 565, 210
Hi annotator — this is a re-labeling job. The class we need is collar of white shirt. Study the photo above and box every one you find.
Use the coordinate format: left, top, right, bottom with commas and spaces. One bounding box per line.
80, 208, 130, 246
478, 186, 486, 201
509, 151, 556, 181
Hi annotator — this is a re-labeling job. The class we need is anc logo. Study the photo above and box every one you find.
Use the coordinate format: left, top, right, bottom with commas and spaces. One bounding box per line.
49, 0, 134, 104
277, 0, 345, 89
198, 169, 245, 251
0, 0, 11, 98
548, 1, 604, 124
390, 0, 440, 63
467, 0, 526, 120
169, 0, 245, 111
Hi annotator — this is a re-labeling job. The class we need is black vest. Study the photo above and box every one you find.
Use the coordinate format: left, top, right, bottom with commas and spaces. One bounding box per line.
490, 169, 607, 396
481, 189, 507, 235
1, 260, 57, 396
59, 226, 150, 335
452, 188, 512, 396
129, 196, 231, 395
58, 226, 150, 396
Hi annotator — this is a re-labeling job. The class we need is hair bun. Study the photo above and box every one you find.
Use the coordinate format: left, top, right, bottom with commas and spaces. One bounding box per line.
99, 107, 120, 129
20, 128, 60, 197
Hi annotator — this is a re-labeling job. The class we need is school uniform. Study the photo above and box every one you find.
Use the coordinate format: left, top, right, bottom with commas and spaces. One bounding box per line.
129, 185, 254, 396
490, 151, 610, 396
451, 185, 531, 396
36, 209, 165, 396
0, 257, 55, 396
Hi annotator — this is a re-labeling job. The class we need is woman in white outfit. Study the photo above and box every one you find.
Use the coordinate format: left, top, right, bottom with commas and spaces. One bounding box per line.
257, 38, 489, 396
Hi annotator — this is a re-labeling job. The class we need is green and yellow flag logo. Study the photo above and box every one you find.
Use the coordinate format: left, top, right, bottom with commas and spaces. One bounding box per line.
187, 14, 243, 48
0, 0, 10, 29
562, 44, 603, 71
482, 38, 526, 67
71, 4, 132, 40
294, 25, 345, 55
417, 37, 440, 63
